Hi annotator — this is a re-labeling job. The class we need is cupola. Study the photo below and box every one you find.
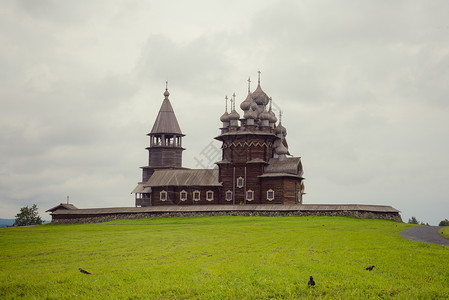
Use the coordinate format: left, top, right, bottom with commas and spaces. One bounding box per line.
220, 96, 230, 128
259, 106, 271, 127
228, 94, 240, 127
251, 71, 270, 106
274, 111, 287, 137
240, 77, 253, 112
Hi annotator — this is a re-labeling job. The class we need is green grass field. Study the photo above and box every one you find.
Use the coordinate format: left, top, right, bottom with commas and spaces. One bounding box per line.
1, 216, 448, 299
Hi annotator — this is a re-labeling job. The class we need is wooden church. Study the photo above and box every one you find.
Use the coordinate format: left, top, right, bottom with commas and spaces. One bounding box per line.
132, 74, 305, 206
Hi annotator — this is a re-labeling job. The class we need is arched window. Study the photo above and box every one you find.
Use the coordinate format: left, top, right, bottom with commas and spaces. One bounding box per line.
246, 189, 254, 201
160, 190, 167, 201
237, 177, 244, 188
193, 190, 201, 201
206, 190, 214, 201
225, 190, 233, 201
180, 190, 187, 201
267, 189, 274, 201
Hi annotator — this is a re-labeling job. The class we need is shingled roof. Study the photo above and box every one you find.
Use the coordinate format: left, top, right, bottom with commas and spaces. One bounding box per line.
150, 97, 183, 135
46, 203, 78, 212
264, 157, 303, 176
145, 169, 221, 187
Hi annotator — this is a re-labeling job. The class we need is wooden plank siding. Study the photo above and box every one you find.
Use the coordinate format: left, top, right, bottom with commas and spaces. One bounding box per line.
151, 186, 221, 206
147, 147, 183, 168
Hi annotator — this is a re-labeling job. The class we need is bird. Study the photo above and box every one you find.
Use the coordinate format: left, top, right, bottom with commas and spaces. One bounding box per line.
79, 268, 91, 275
308, 276, 315, 287
365, 265, 375, 271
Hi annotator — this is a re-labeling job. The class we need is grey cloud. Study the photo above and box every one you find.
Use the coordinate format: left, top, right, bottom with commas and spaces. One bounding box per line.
136, 35, 234, 94
2, 0, 449, 225
14, 0, 103, 25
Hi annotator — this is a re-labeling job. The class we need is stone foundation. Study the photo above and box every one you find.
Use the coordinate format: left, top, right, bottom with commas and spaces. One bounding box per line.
50, 207, 402, 224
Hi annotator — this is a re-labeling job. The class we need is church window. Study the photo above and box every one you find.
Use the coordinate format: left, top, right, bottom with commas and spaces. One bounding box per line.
193, 190, 200, 201
237, 177, 244, 188
206, 191, 214, 201
160, 190, 167, 201
225, 190, 233, 201
180, 190, 187, 201
246, 190, 254, 201
267, 189, 274, 201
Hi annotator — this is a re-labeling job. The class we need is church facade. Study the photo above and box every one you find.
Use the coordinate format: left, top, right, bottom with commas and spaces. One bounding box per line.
132, 74, 305, 206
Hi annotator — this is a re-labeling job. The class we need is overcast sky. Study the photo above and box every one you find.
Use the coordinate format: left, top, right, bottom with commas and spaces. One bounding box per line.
1, 0, 448, 225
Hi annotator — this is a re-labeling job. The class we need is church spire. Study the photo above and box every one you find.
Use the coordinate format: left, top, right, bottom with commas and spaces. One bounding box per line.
163, 81, 170, 99
150, 83, 183, 135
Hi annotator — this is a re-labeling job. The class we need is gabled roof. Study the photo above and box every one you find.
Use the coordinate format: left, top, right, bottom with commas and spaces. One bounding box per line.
150, 98, 183, 135
145, 169, 221, 187
265, 157, 303, 176
46, 203, 78, 213
131, 183, 146, 194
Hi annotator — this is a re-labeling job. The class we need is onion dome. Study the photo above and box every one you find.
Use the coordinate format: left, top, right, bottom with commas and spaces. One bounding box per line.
251, 71, 270, 106
220, 111, 230, 122
220, 96, 230, 122
268, 109, 277, 123
275, 123, 287, 136
250, 101, 258, 111
276, 141, 288, 155
240, 94, 253, 111
228, 109, 240, 120
244, 107, 257, 119
252, 84, 270, 106
227, 94, 240, 121
259, 107, 271, 120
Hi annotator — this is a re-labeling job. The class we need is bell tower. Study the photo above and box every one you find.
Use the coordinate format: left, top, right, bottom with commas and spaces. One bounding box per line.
141, 83, 185, 182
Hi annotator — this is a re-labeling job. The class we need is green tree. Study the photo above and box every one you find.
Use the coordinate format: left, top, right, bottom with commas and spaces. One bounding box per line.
408, 216, 419, 224
13, 204, 43, 226
439, 219, 449, 226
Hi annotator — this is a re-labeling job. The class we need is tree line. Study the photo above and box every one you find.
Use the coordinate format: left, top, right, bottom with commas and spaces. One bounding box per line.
408, 216, 449, 226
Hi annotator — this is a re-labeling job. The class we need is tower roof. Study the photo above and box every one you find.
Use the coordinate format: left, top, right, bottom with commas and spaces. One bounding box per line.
150, 88, 183, 135
251, 71, 270, 106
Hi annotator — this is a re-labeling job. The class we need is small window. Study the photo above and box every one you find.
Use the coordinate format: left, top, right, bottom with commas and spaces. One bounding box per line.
180, 190, 187, 201
193, 190, 200, 201
267, 189, 274, 201
237, 177, 244, 188
246, 189, 254, 201
225, 190, 233, 201
160, 190, 167, 201
206, 190, 214, 201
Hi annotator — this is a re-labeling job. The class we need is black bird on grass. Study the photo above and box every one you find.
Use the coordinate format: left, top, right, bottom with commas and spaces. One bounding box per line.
365, 265, 375, 271
308, 276, 315, 287
79, 268, 91, 275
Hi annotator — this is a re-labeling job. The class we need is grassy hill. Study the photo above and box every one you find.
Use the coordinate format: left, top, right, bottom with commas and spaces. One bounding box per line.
1, 216, 448, 299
